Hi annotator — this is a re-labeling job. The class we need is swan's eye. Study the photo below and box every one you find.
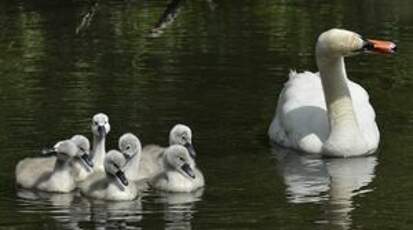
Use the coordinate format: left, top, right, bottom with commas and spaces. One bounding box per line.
126, 146, 131, 150
94, 121, 98, 126
178, 157, 185, 162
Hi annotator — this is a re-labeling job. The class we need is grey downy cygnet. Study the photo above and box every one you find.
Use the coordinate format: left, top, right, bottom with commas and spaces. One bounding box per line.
139, 124, 197, 180
80, 150, 142, 201
150, 145, 204, 192
90, 113, 110, 172
70, 134, 94, 182
118, 133, 143, 182
16, 140, 93, 192
16, 135, 93, 187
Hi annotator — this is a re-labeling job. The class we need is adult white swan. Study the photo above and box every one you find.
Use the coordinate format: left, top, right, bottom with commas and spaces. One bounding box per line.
268, 29, 396, 157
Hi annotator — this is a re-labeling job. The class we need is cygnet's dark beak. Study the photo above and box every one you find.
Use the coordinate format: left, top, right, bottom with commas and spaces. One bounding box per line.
80, 153, 94, 170
115, 170, 129, 186
97, 125, 106, 136
181, 163, 195, 179
122, 152, 132, 161
184, 143, 196, 159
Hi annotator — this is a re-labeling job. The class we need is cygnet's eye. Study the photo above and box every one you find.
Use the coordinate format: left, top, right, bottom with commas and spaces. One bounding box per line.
178, 157, 185, 162
94, 121, 98, 126
126, 146, 131, 150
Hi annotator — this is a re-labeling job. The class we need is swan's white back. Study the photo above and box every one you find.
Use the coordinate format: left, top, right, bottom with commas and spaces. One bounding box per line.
268, 71, 379, 155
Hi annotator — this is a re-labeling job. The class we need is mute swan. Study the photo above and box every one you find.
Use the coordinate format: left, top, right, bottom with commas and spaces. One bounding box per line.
118, 133, 143, 182
80, 150, 142, 201
268, 29, 396, 157
139, 124, 197, 179
90, 113, 110, 171
150, 145, 204, 192
16, 140, 93, 192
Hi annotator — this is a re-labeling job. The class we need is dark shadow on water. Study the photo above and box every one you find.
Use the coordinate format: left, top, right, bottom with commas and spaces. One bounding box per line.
271, 146, 378, 230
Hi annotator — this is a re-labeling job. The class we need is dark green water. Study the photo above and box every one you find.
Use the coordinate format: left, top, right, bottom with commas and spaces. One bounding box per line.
0, 0, 412, 229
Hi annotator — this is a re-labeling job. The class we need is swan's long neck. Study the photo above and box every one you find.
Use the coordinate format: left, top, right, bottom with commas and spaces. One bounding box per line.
317, 55, 368, 156
93, 135, 106, 171
318, 57, 358, 129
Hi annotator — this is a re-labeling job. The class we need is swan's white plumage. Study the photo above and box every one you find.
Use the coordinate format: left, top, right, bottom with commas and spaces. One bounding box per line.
269, 70, 379, 155
268, 29, 386, 157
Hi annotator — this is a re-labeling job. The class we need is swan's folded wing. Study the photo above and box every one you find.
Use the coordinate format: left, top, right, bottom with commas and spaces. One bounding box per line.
269, 71, 329, 153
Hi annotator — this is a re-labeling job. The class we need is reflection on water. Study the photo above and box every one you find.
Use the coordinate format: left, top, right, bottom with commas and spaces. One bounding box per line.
154, 189, 203, 230
149, 0, 184, 38
16, 188, 203, 230
17, 189, 144, 229
272, 146, 377, 229
76, 1, 99, 35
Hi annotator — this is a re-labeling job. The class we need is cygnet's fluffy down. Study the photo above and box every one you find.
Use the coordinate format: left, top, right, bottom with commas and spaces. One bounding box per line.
118, 133, 143, 182
139, 124, 197, 180
150, 145, 204, 193
80, 150, 146, 201
16, 134, 93, 188
16, 140, 93, 193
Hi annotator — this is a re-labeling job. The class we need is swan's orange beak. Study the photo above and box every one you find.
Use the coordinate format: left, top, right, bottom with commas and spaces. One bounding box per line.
366, 39, 397, 54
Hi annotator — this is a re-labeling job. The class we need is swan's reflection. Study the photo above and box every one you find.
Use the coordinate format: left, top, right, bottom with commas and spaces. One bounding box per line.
17, 189, 75, 207
16, 189, 144, 229
76, 196, 143, 228
272, 147, 377, 229
152, 188, 204, 230
16, 186, 203, 230
17, 189, 82, 229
